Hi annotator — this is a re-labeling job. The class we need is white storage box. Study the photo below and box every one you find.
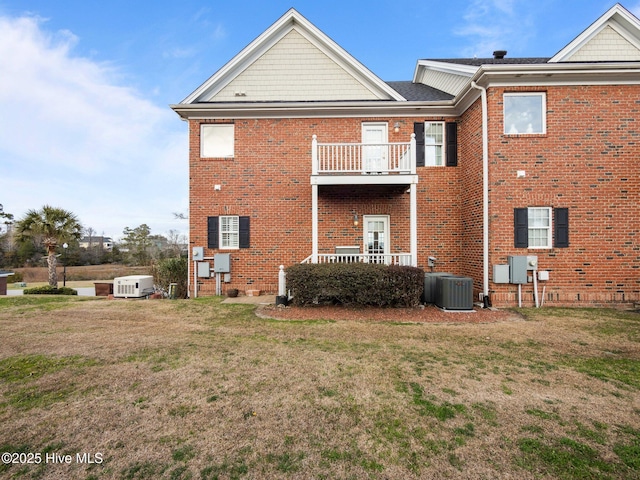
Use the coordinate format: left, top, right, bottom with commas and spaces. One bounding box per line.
113, 275, 155, 298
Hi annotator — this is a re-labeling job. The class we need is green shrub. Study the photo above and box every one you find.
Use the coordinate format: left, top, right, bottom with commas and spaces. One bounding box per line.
7, 272, 24, 283
23, 285, 78, 295
286, 263, 424, 307
152, 257, 188, 299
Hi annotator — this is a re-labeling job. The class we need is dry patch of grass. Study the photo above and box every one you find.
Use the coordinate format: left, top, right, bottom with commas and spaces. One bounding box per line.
0, 297, 638, 479
12, 265, 151, 283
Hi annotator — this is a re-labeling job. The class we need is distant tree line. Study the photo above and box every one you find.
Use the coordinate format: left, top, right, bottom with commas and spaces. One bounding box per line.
0, 205, 187, 274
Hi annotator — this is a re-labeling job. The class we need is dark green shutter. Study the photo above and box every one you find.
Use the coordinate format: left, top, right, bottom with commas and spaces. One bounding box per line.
414, 122, 425, 167
554, 208, 569, 248
207, 217, 219, 249
514, 208, 528, 248
239, 216, 250, 249
445, 122, 458, 167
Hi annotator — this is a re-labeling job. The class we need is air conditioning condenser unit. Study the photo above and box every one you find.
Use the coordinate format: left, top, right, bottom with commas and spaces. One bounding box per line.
435, 276, 473, 311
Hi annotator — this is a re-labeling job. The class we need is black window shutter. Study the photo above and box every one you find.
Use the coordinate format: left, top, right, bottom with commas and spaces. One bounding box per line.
445, 122, 458, 167
414, 122, 425, 167
514, 208, 528, 248
239, 216, 250, 249
554, 208, 569, 248
207, 216, 219, 249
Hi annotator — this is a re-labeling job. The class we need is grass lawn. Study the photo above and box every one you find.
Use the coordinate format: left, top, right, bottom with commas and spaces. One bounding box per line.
0, 297, 638, 479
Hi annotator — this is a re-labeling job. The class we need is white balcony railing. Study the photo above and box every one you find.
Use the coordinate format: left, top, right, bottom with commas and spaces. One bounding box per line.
301, 253, 413, 266
312, 134, 416, 175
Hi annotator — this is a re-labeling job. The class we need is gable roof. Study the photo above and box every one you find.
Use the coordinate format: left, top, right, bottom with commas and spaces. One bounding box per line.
411, 3, 640, 100
431, 57, 550, 67
386, 81, 453, 101
550, 3, 640, 62
181, 8, 405, 104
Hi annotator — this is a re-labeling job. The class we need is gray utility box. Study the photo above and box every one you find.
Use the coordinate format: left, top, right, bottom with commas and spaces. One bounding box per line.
213, 253, 231, 273
508, 255, 528, 284
493, 264, 510, 284
197, 261, 211, 278
423, 272, 453, 304
435, 276, 474, 311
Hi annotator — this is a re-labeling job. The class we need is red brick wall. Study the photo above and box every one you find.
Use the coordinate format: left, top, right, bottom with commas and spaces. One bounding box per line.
486, 85, 640, 306
318, 186, 410, 255
189, 117, 465, 296
458, 98, 485, 296
188, 92, 639, 307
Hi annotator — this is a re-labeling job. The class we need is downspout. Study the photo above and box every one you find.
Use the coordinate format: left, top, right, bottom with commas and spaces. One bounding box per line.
470, 81, 490, 303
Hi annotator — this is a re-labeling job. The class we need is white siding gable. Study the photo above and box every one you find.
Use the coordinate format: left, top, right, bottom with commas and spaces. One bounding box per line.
565, 25, 640, 62
213, 29, 380, 101
416, 68, 473, 96
550, 4, 640, 63
181, 9, 403, 104
412, 60, 476, 97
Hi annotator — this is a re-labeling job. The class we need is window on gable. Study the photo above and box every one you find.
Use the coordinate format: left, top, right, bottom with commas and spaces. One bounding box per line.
424, 122, 444, 166
504, 93, 546, 134
220, 215, 239, 249
201, 124, 234, 158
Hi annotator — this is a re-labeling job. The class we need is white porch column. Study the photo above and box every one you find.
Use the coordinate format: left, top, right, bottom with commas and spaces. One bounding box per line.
410, 182, 417, 267
410, 133, 416, 175
312, 135, 318, 176
312, 183, 318, 263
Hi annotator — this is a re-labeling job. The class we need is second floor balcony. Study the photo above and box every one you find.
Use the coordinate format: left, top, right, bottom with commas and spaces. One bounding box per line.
311, 134, 417, 186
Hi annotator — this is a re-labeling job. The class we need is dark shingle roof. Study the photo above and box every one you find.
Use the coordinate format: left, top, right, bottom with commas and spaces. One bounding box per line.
426, 57, 551, 66
386, 81, 454, 101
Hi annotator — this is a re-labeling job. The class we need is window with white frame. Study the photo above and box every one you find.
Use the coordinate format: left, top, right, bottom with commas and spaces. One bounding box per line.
201, 124, 234, 158
504, 93, 546, 134
527, 207, 552, 248
424, 122, 444, 166
220, 215, 239, 249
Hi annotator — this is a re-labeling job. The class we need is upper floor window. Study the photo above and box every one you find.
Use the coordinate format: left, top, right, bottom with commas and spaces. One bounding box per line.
504, 93, 546, 135
414, 122, 457, 167
201, 124, 234, 158
424, 122, 444, 166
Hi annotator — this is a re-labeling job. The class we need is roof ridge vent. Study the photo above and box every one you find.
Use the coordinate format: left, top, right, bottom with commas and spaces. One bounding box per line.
493, 50, 507, 59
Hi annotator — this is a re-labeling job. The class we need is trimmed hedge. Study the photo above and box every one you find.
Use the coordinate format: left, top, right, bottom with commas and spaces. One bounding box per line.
23, 285, 78, 295
286, 263, 424, 307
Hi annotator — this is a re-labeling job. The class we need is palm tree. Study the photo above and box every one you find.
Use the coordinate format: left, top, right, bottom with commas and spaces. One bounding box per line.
15, 206, 82, 287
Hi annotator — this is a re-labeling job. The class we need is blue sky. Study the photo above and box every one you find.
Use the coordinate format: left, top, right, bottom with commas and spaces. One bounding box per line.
1, 0, 638, 241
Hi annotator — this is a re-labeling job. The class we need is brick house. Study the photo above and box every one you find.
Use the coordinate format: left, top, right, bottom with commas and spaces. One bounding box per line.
172, 4, 639, 307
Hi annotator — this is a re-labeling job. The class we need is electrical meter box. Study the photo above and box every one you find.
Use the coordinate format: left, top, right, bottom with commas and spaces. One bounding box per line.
197, 261, 211, 278
213, 253, 231, 273
493, 264, 510, 284
192, 247, 204, 261
508, 255, 528, 284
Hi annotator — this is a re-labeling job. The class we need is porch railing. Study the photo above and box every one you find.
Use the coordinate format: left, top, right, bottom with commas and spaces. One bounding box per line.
301, 253, 413, 266
312, 134, 416, 175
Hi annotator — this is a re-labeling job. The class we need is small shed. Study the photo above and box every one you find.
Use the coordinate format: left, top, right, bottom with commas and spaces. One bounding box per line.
0, 270, 14, 296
